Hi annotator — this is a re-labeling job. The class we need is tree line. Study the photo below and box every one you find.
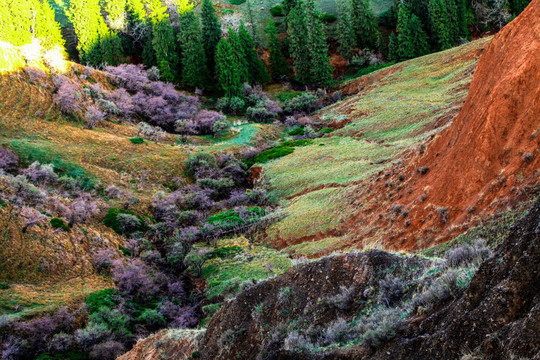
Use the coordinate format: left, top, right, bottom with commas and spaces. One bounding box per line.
0, 0, 533, 92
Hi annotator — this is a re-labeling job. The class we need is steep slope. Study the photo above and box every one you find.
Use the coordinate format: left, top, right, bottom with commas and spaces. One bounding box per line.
194, 197, 539, 360
261, 37, 491, 253
354, 0, 540, 250
262, 0, 539, 254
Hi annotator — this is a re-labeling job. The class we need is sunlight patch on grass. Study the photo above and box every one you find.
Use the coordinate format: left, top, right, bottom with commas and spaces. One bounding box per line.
201, 237, 292, 300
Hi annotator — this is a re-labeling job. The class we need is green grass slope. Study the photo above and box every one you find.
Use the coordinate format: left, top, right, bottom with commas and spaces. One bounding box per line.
261, 37, 492, 252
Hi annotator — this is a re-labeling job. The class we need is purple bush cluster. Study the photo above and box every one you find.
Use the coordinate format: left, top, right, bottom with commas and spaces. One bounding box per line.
105, 64, 201, 132
54, 81, 84, 114
85, 105, 106, 129
0, 147, 18, 172
246, 98, 282, 123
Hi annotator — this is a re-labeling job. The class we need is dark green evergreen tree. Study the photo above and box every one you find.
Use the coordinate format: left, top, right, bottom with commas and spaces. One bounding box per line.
397, 4, 430, 60
228, 28, 249, 84
69, 0, 123, 66
408, 14, 430, 57
454, 0, 470, 40
511, 0, 531, 15
215, 38, 242, 97
388, 32, 399, 62
238, 22, 270, 84
376, 33, 388, 59
178, 11, 208, 89
201, 0, 222, 77
35, 0, 65, 50
0, 0, 33, 46
266, 20, 290, 81
429, 0, 453, 50
304, 0, 333, 86
287, 0, 332, 86
350, 0, 379, 50
124, 0, 151, 60
287, 0, 311, 84
336, 0, 356, 61
147, 0, 179, 81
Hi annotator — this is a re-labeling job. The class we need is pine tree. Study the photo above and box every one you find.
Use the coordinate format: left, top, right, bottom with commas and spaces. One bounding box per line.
304, 0, 333, 87
511, 0, 531, 15
286, 0, 311, 84
408, 14, 430, 57
147, 0, 179, 81
215, 38, 242, 97
266, 20, 290, 81
287, 0, 332, 86
201, 0, 222, 77
350, 0, 379, 50
103, 0, 127, 30
1, 0, 33, 46
125, 0, 150, 59
336, 0, 356, 61
388, 32, 399, 62
228, 28, 249, 84
376, 33, 388, 59
238, 22, 270, 84
428, 0, 453, 50
396, 4, 429, 60
34, 0, 65, 50
178, 11, 208, 89
454, 0, 470, 40
69, 0, 122, 66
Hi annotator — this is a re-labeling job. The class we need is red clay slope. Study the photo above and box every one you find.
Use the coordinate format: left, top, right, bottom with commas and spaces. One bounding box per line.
356, 0, 540, 250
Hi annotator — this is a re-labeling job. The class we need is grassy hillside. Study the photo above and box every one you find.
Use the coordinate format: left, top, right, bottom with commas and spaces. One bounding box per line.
261, 37, 492, 253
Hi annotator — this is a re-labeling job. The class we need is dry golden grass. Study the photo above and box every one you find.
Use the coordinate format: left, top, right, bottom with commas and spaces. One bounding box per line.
0, 67, 187, 197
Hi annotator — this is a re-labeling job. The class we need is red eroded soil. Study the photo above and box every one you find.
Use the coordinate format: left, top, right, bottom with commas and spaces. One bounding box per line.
350, 1, 540, 251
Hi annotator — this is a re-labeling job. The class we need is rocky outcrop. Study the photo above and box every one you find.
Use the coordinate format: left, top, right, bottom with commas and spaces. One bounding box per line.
350, 0, 540, 251
198, 197, 540, 360
117, 329, 204, 360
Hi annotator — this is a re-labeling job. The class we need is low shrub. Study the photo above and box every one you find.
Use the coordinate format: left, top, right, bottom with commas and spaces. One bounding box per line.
283, 92, 319, 114
288, 126, 305, 136
103, 208, 146, 235
352, 62, 395, 79
0, 147, 19, 171
85, 289, 121, 315
318, 127, 334, 134
50, 217, 69, 231
216, 97, 245, 115
246, 99, 282, 123
320, 13, 337, 23
228, 0, 246, 4
276, 91, 303, 103
129, 137, 144, 144
246, 140, 311, 166
270, 4, 284, 16
185, 153, 217, 178
206, 207, 266, 232
246, 146, 294, 166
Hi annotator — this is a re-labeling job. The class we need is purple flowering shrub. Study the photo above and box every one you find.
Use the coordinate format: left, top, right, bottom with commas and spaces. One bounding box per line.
0, 147, 18, 172
54, 81, 84, 114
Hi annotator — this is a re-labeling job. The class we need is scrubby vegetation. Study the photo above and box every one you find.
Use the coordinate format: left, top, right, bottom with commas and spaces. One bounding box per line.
0, 0, 536, 359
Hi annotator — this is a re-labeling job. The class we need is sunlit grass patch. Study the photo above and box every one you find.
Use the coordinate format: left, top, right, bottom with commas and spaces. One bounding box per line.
263, 137, 400, 198
266, 187, 353, 246
0, 275, 113, 318
284, 235, 352, 258
200, 237, 292, 300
